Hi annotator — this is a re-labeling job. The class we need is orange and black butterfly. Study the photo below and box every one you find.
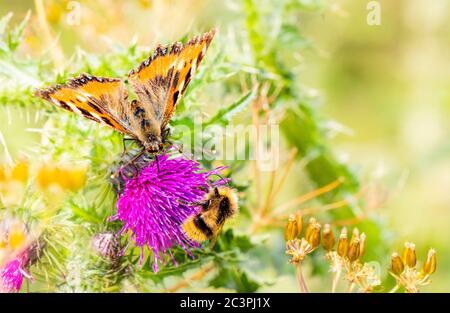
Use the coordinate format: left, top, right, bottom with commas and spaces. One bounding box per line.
35, 29, 216, 153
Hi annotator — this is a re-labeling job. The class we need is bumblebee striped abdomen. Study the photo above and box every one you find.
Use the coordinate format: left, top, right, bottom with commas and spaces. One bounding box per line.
182, 186, 238, 243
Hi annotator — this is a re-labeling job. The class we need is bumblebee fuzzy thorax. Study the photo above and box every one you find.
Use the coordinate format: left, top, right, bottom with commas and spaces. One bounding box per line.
182, 186, 238, 243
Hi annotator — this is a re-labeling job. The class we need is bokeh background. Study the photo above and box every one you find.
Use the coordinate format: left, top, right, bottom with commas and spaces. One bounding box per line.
0, 0, 449, 292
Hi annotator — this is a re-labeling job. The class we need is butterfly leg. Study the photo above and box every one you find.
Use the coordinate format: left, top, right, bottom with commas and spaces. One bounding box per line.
118, 149, 145, 180
154, 154, 160, 173
121, 137, 135, 158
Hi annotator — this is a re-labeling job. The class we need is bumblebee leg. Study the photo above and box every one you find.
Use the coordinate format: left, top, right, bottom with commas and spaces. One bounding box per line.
208, 235, 218, 249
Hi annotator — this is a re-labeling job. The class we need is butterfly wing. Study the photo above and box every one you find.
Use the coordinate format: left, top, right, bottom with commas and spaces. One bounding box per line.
36, 74, 133, 136
128, 29, 216, 130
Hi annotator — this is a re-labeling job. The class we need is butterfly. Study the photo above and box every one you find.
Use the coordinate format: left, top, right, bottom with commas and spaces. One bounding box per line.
35, 29, 216, 153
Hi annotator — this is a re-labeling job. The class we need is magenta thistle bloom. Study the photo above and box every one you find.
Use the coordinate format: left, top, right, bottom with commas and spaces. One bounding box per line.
110, 150, 225, 272
1, 253, 32, 293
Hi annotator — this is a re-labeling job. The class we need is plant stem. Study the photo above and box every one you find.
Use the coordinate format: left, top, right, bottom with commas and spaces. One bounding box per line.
332, 267, 342, 293
166, 262, 215, 293
273, 178, 344, 214
295, 263, 309, 293
389, 284, 400, 293
347, 282, 355, 293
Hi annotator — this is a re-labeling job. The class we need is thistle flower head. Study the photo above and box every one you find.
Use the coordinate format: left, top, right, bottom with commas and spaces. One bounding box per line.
0, 253, 29, 292
110, 149, 226, 272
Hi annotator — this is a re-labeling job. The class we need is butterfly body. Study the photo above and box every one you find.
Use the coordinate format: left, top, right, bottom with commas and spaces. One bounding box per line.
36, 29, 216, 154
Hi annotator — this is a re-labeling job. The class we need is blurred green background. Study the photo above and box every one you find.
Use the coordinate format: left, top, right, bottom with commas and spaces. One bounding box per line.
1, 0, 449, 292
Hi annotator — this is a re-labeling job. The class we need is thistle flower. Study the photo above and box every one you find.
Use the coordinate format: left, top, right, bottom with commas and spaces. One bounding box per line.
0, 219, 40, 292
109, 150, 226, 272
0, 252, 32, 293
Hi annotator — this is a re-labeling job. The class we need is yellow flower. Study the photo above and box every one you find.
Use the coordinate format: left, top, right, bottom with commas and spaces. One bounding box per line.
8, 224, 26, 249
11, 161, 29, 183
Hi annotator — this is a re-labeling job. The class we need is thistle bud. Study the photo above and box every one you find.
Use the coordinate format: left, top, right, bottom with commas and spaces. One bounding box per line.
305, 218, 321, 249
403, 242, 417, 268
284, 215, 299, 241
391, 252, 404, 275
92, 232, 121, 264
337, 228, 349, 258
321, 224, 335, 251
359, 233, 366, 258
348, 237, 361, 262
422, 248, 436, 275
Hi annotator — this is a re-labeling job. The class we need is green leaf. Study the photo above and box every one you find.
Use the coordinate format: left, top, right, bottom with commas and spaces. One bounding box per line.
205, 89, 256, 126
209, 266, 260, 292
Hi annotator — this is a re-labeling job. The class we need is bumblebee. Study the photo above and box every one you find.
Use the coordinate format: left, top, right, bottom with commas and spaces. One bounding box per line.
182, 186, 238, 243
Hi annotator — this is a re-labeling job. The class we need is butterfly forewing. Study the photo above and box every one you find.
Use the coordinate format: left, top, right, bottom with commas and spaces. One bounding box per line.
128, 29, 216, 129
36, 74, 133, 136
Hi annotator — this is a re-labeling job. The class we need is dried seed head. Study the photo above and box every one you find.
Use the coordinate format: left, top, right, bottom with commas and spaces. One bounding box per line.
305, 219, 321, 249
351, 227, 360, 242
359, 233, 366, 258
304, 217, 316, 239
403, 242, 417, 268
348, 237, 361, 262
321, 224, 335, 251
295, 212, 303, 237
337, 227, 349, 258
422, 248, 436, 275
391, 252, 404, 275
284, 215, 300, 241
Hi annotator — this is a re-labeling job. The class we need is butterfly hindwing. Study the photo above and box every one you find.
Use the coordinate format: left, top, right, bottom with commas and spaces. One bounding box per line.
128, 29, 216, 129
36, 74, 133, 136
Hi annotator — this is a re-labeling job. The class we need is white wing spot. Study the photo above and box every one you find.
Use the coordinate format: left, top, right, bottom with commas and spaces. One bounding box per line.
90, 112, 104, 124
191, 58, 198, 72
67, 102, 82, 115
